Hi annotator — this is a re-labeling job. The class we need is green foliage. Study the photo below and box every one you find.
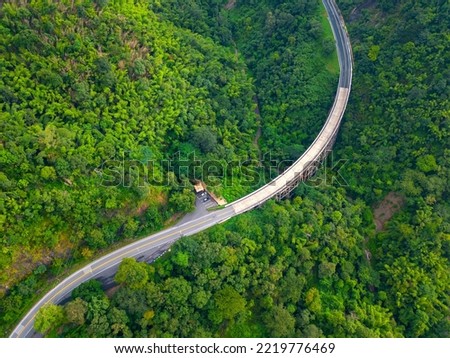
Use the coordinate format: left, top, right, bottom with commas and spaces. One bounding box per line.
209, 286, 247, 324
65, 298, 88, 326
115, 258, 149, 289
171, 251, 189, 268
40, 166, 57, 181
0, 0, 259, 330
368, 45, 380, 61
191, 127, 218, 154
226, 0, 339, 161
168, 189, 196, 214
1, 2, 337, 334
337, 0, 450, 337
55, 188, 408, 338
34, 304, 65, 334
71, 280, 105, 303
4, 0, 449, 340
264, 305, 296, 338
337, 0, 449, 205
416, 155, 438, 173
55, 0, 449, 339
151, 0, 338, 163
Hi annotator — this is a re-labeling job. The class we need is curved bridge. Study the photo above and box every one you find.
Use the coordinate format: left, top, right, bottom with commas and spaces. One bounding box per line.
10, 0, 352, 338
231, 0, 352, 213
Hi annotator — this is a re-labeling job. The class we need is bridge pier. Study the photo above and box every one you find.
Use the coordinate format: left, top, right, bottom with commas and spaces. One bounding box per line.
274, 143, 338, 201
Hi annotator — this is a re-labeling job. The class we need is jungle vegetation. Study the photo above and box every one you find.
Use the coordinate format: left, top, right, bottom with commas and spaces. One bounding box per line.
2, 0, 449, 338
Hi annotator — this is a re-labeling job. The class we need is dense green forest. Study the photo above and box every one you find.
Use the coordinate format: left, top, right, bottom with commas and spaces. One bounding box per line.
0, 0, 258, 332
41, 184, 448, 337
45, 0, 449, 338
3, 0, 449, 338
152, 0, 340, 162
0, 0, 338, 335
41, 192, 400, 338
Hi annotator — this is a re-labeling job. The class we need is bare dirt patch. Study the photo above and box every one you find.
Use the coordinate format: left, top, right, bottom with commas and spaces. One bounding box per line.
135, 202, 150, 216
208, 190, 227, 206
105, 285, 120, 298
155, 192, 167, 205
224, 0, 236, 10
373, 192, 405, 232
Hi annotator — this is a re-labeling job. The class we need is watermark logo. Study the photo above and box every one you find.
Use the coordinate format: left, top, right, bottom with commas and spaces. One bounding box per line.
94, 150, 348, 189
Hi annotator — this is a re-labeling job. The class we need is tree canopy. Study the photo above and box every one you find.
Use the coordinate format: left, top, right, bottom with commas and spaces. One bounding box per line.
3, 0, 449, 339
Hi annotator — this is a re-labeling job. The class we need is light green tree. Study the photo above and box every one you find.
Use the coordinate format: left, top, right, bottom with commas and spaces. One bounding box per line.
115, 258, 149, 289
34, 304, 65, 334
209, 286, 246, 324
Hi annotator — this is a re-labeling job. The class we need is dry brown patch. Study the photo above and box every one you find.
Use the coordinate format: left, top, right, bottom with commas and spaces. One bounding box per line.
224, 0, 237, 10
105, 285, 120, 298
135, 201, 150, 216
373, 192, 405, 232
155, 192, 167, 205
132, 189, 167, 216
208, 191, 227, 206
0, 232, 74, 295
118, 60, 127, 70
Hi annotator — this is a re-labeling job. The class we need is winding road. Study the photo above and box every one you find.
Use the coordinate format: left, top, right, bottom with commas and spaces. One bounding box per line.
10, 0, 352, 338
